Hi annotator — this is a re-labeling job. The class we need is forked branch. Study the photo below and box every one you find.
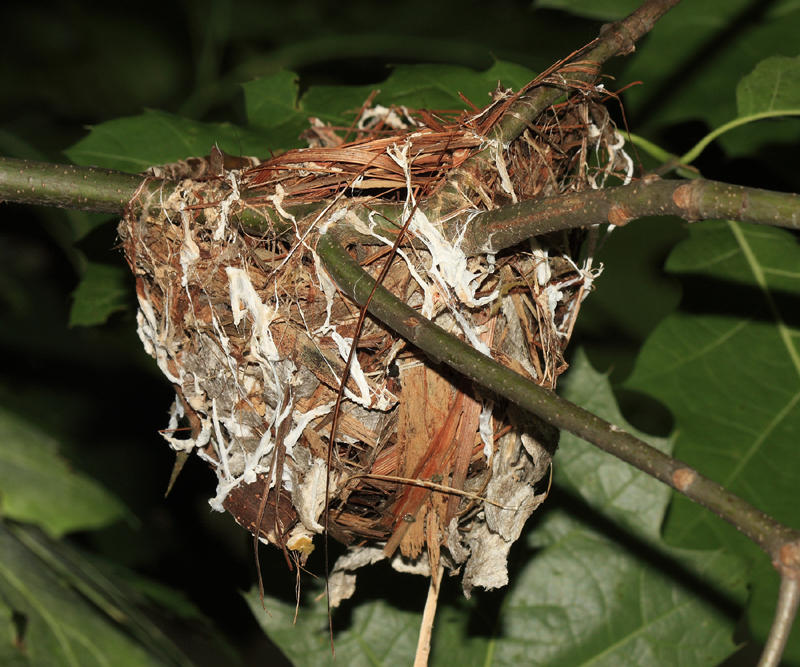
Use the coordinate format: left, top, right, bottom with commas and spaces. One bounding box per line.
479, 0, 683, 150
455, 177, 800, 254
316, 229, 800, 585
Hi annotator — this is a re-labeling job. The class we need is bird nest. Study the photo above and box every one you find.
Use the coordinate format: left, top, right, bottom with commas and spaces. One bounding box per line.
119, 74, 632, 603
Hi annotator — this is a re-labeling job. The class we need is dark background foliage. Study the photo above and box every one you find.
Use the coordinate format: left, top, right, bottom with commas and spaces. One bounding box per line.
2, 1, 800, 664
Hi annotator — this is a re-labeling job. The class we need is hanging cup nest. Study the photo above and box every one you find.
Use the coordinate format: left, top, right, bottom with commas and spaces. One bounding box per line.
120, 70, 633, 603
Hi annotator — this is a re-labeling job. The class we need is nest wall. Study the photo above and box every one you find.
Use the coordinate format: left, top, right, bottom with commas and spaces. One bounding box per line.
120, 87, 631, 602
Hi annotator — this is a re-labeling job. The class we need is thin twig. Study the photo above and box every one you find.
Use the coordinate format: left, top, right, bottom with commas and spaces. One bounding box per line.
414, 563, 444, 667
758, 574, 800, 667
456, 0, 683, 168
344, 472, 513, 510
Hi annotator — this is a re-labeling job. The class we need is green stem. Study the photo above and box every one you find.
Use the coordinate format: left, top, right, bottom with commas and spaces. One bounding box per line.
626, 132, 674, 163
681, 110, 800, 166
626, 132, 699, 179
0, 157, 155, 214
317, 231, 800, 566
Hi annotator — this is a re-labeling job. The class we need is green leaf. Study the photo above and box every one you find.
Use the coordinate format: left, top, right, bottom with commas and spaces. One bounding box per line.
67, 62, 540, 175
8, 525, 210, 666
627, 220, 800, 659
481, 508, 743, 667
501, 350, 746, 666
241, 70, 299, 126
250, 352, 746, 666
618, 0, 800, 155
0, 523, 179, 666
69, 262, 129, 327
350, 62, 524, 110
251, 60, 539, 134
482, 60, 540, 92
65, 109, 274, 172
737, 54, 800, 115
575, 218, 684, 383
680, 55, 800, 165
299, 61, 536, 127
555, 350, 672, 532
245, 588, 420, 666
0, 603, 27, 666
0, 407, 126, 537
241, 70, 312, 150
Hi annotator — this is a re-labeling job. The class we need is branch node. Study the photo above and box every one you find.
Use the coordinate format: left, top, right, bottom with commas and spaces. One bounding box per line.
778, 541, 800, 579
672, 467, 697, 492
672, 182, 701, 221
607, 202, 634, 226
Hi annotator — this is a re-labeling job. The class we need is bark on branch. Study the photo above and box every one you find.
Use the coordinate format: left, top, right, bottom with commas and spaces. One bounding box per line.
3, 158, 800, 256
0, 157, 162, 213
455, 178, 800, 255
317, 231, 800, 578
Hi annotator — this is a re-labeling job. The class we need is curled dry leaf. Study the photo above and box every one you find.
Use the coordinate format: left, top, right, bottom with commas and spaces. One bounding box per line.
119, 72, 633, 603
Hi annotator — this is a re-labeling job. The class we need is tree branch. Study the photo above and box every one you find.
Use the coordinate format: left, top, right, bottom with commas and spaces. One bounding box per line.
0, 156, 323, 234
317, 231, 800, 572
471, 0, 682, 157
454, 178, 800, 255
0, 156, 157, 214
5, 158, 800, 259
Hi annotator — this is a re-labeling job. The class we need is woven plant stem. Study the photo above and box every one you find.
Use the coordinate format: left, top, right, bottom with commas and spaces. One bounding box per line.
454, 178, 800, 255
317, 231, 800, 573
